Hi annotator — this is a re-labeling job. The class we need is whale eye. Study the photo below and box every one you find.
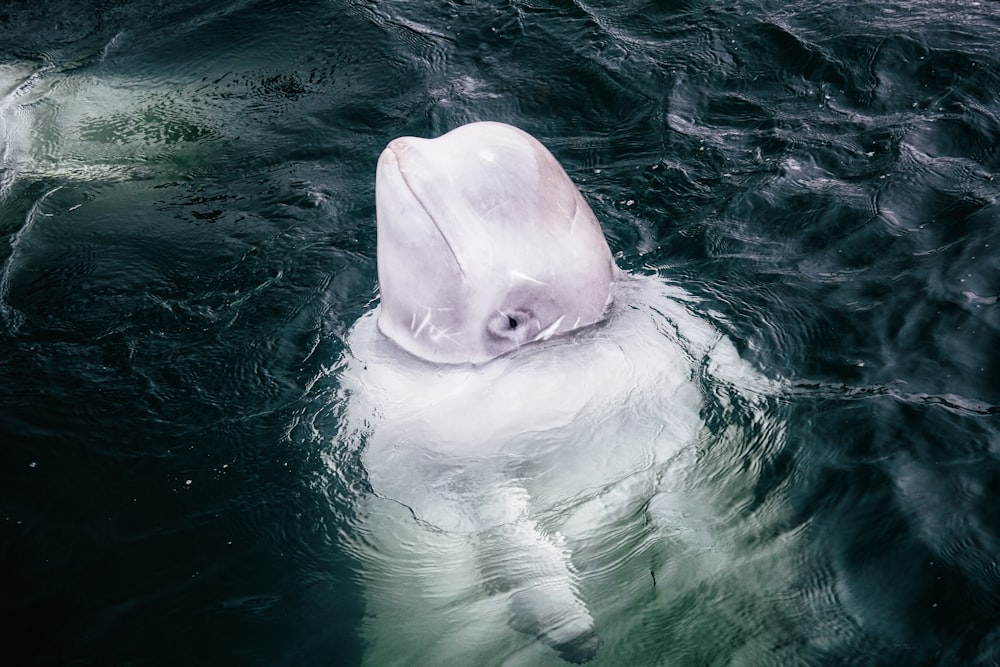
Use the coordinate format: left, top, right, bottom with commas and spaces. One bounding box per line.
487, 308, 535, 344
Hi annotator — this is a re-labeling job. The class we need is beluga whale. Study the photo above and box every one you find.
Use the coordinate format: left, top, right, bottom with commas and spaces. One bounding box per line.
374, 121, 617, 365
335, 121, 777, 665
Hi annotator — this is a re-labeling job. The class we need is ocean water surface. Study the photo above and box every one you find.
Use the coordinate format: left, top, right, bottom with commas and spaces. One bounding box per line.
2, 0, 998, 665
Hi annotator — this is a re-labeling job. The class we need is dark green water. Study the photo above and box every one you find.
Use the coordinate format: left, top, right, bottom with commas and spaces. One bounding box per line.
2, 0, 998, 665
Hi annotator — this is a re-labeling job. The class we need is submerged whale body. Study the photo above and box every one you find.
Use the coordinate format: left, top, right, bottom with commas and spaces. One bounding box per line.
338, 122, 770, 665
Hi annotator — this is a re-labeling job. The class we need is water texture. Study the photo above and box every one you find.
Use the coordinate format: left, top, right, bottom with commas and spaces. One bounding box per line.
1, 0, 998, 665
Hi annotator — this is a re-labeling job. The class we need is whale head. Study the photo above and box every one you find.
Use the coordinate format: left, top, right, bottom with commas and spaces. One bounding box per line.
375, 121, 617, 365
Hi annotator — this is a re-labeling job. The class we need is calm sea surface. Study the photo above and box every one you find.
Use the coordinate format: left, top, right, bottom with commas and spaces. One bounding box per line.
2, 1, 998, 665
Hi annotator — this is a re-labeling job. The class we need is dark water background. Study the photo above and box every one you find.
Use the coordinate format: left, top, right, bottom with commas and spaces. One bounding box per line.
2, 0, 998, 665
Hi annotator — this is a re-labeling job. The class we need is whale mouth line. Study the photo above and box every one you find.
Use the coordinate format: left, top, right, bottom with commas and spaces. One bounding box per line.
389, 145, 467, 280
533, 315, 565, 342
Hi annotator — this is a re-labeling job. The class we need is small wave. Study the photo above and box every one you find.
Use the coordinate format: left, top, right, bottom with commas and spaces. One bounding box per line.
0, 185, 63, 333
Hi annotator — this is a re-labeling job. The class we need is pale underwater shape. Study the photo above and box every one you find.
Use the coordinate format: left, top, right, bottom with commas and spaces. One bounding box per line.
336, 274, 795, 665
340, 120, 844, 664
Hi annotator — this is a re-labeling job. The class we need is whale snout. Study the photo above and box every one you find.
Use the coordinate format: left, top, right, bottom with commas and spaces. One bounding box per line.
385, 137, 411, 161
374, 121, 616, 365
